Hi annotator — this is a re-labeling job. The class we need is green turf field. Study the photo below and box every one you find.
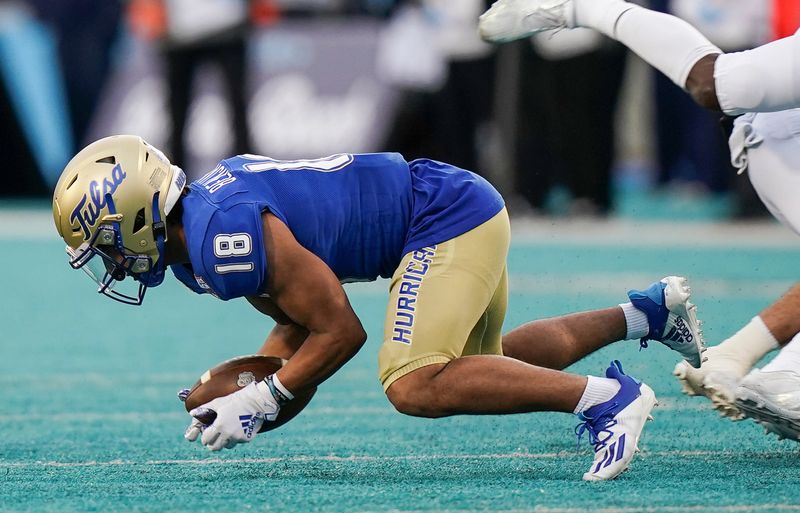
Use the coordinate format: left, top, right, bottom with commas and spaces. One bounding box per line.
2, 208, 800, 513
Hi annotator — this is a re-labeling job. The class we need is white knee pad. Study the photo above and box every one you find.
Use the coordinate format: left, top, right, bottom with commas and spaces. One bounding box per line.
729, 109, 800, 235
715, 31, 800, 115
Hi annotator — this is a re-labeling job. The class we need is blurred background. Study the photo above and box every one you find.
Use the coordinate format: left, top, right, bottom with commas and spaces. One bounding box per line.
4, 2, 800, 507
1, 0, 798, 220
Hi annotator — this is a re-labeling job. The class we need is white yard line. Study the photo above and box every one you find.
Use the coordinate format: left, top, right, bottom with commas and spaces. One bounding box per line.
0, 372, 198, 386
0, 449, 780, 469
360, 506, 800, 513
527, 507, 800, 513
0, 397, 715, 423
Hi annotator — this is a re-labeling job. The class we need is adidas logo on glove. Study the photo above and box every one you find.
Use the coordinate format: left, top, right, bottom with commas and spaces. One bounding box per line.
239, 414, 261, 439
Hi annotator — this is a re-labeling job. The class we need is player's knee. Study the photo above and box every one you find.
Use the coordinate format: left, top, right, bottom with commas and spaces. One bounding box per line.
689, 80, 721, 111
385, 368, 448, 418
686, 54, 722, 112
501, 336, 521, 361
386, 389, 436, 417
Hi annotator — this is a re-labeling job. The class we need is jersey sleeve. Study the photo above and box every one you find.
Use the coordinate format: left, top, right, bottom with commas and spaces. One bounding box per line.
197, 202, 268, 300
169, 264, 208, 295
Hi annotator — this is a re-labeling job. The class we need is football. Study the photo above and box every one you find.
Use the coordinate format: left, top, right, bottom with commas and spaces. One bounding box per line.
180, 354, 316, 433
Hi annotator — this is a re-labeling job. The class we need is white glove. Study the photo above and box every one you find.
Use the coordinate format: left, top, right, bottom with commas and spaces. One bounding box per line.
183, 396, 230, 444
184, 379, 281, 451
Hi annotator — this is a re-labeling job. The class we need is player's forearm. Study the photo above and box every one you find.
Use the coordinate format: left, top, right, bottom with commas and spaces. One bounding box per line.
257, 323, 309, 359
274, 326, 367, 394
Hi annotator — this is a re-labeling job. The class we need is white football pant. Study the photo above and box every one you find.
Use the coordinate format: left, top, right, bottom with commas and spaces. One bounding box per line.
715, 28, 800, 116
730, 109, 800, 236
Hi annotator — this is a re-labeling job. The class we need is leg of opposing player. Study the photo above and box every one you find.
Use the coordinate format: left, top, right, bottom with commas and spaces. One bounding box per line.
673, 110, 800, 427
479, 0, 720, 92
478, 0, 800, 115
731, 110, 800, 238
676, 283, 800, 435
712, 34, 800, 115
673, 285, 800, 424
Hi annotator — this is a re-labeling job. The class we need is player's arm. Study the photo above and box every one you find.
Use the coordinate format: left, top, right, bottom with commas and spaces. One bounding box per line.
245, 296, 309, 359
258, 323, 310, 360
246, 295, 294, 324
185, 212, 365, 451
262, 212, 367, 395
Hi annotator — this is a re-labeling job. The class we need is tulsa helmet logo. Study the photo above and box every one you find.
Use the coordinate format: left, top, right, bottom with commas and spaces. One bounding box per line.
69, 164, 127, 240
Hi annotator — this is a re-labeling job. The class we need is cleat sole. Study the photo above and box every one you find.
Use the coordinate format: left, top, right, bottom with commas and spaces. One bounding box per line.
735, 394, 800, 442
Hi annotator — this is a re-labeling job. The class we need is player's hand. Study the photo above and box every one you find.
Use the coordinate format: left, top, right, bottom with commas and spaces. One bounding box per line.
183, 395, 230, 443
184, 378, 283, 451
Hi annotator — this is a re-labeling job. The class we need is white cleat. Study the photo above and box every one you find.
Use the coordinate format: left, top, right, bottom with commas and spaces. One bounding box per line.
704, 372, 745, 420
576, 361, 657, 481
478, 0, 574, 43
582, 384, 657, 481
735, 369, 800, 442
673, 347, 749, 420
629, 276, 707, 368
673, 360, 705, 397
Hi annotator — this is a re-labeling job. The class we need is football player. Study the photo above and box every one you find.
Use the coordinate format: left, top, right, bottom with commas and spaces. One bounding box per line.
478, 0, 800, 439
53, 136, 704, 480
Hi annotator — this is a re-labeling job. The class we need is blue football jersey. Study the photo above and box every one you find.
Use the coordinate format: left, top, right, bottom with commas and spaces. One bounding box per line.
170, 153, 504, 300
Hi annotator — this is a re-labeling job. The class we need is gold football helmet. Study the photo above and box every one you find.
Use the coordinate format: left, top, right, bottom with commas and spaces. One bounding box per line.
52, 135, 186, 305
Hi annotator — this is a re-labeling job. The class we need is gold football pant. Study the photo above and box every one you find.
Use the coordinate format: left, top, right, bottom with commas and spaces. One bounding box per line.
378, 208, 510, 390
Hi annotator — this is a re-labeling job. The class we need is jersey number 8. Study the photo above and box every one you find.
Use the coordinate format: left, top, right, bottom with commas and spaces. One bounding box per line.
214, 233, 252, 257
213, 233, 254, 274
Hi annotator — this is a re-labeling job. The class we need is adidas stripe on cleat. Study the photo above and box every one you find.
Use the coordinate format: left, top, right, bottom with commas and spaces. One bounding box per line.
628, 276, 706, 368
590, 433, 628, 475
